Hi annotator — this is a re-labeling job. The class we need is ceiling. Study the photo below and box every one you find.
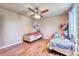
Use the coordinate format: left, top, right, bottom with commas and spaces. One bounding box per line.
0, 3, 73, 18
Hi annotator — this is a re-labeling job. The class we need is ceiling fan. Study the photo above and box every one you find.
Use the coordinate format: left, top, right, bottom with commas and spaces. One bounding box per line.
28, 7, 48, 19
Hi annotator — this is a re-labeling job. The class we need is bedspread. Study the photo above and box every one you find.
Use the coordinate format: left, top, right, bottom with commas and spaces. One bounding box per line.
48, 36, 75, 50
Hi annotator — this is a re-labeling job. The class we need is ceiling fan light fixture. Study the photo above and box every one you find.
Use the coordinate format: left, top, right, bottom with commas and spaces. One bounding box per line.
34, 14, 41, 19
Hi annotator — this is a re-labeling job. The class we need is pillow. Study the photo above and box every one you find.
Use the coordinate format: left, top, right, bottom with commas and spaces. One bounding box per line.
54, 32, 61, 37
61, 31, 64, 36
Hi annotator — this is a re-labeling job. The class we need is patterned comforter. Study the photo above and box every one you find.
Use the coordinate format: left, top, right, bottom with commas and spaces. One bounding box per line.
48, 36, 75, 50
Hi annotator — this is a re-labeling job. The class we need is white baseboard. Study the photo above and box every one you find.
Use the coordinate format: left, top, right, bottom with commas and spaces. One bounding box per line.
0, 41, 23, 49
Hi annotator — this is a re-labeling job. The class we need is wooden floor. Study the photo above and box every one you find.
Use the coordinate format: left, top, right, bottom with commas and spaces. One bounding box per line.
0, 39, 63, 56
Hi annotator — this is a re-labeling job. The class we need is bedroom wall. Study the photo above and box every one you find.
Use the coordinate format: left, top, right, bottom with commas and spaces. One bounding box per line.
40, 15, 68, 39
0, 8, 33, 48
0, 7, 68, 48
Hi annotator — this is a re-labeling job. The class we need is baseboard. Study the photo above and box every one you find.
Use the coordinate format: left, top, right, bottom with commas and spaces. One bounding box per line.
0, 41, 23, 50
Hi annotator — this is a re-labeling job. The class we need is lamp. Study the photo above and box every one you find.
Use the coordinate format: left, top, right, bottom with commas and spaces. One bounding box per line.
34, 14, 41, 19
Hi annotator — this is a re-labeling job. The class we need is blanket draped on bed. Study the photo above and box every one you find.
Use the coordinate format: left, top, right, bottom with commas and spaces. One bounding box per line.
48, 32, 75, 51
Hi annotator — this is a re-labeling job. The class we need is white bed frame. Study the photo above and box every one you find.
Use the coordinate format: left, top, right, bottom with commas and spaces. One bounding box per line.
47, 44, 73, 56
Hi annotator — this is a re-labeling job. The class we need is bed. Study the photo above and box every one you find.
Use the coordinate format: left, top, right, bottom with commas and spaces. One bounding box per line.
23, 32, 43, 42
47, 32, 75, 56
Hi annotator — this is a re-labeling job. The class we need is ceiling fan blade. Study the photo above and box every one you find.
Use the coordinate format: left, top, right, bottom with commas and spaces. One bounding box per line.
40, 15, 43, 18
28, 8, 36, 13
35, 7, 38, 10
30, 14, 35, 16
41, 9, 48, 13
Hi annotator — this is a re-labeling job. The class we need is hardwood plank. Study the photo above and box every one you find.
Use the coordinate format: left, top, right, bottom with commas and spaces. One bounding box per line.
0, 39, 63, 56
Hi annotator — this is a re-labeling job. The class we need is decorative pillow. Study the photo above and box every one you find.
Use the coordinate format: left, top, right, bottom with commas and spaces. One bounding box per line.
54, 32, 61, 37
61, 31, 64, 36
